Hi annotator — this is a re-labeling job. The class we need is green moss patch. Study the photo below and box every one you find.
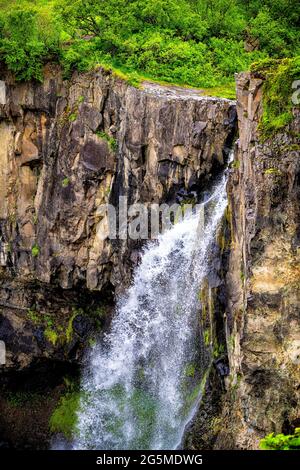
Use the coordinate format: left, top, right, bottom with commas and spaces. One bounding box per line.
95, 131, 118, 151
62, 177, 70, 187
31, 244, 40, 257
44, 327, 58, 346
251, 57, 300, 141
49, 391, 81, 439
185, 363, 196, 378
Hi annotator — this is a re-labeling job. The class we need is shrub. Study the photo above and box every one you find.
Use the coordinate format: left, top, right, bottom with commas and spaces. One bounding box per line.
260, 428, 300, 450
0, 1, 299, 93
0, 5, 60, 81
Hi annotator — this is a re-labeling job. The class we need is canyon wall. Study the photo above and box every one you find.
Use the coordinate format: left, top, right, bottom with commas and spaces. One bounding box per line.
186, 71, 300, 450
0, 65, 235, 371
221, 71, 300, 448
1, 64, 298, 450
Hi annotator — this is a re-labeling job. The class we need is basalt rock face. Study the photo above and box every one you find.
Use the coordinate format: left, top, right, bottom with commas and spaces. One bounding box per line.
216, 72, 300, 448
185, 71, 300, 450
0, 65, 236, 371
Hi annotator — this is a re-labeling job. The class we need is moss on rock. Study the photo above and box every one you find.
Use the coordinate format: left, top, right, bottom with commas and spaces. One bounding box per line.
251, 57, 300, 141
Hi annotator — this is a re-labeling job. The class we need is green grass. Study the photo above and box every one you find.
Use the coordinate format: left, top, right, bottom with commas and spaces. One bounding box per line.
117, 69, 236, 99
202, 83, 236, 100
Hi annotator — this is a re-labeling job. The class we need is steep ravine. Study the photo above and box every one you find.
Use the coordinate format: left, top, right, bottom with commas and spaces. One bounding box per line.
0, 66, 299, 450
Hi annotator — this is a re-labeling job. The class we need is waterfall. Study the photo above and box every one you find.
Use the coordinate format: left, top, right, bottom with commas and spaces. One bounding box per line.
73, 173, 228, 450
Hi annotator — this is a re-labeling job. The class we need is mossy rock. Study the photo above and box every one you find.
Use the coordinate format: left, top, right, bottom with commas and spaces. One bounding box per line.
251, 57, 300, 141
49, 391, 81, 439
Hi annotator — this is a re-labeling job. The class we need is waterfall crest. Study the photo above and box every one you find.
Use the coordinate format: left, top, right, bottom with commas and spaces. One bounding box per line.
74, 174, 228, 450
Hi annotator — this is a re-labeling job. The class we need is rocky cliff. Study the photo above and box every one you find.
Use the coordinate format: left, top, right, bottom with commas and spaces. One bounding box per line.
0, 65, 235, 372
221, 71, 300, 448
1, 64, 298, 451
186, 71, 300, 450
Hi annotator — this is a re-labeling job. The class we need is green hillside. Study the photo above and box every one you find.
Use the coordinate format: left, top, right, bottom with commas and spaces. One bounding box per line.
0, 0, 299, 92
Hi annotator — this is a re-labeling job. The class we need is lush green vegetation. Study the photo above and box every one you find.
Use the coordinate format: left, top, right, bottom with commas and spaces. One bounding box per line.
251, 57, 300, 139
49, 378, 82, 438
0, 0, 299, 91
260, 428, 300, 450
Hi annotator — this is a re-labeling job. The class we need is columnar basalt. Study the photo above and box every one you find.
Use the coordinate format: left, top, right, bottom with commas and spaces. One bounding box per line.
185, 71, 300, 450
217, 72, 300, 449
0, 66, 236, 371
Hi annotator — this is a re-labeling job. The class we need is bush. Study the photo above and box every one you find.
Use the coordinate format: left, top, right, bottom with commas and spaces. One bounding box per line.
0, 1, 299, 91
260, 428, 300, 450
0, 4, 60, 81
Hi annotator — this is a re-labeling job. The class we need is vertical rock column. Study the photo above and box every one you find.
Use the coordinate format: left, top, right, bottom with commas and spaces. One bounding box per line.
220, 71, 300, 449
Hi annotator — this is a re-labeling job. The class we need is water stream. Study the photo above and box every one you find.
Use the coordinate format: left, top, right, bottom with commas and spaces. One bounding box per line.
73, 173, 228, 450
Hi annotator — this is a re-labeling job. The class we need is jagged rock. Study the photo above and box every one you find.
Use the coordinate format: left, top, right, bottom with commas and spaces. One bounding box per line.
216, 71, 300, 449
0, 65, 235, 372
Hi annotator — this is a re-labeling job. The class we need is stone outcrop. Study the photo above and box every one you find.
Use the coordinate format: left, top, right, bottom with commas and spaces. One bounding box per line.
221, 72, 300, 448
0, 65, 236, 371
186, 71, 300, 450
218, 72, 300, 448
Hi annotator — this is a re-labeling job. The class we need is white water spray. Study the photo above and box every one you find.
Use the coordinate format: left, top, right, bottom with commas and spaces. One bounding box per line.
74, 173, 228, 450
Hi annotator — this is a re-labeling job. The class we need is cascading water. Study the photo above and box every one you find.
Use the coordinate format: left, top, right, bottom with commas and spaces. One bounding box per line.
73, 172, 228, 451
